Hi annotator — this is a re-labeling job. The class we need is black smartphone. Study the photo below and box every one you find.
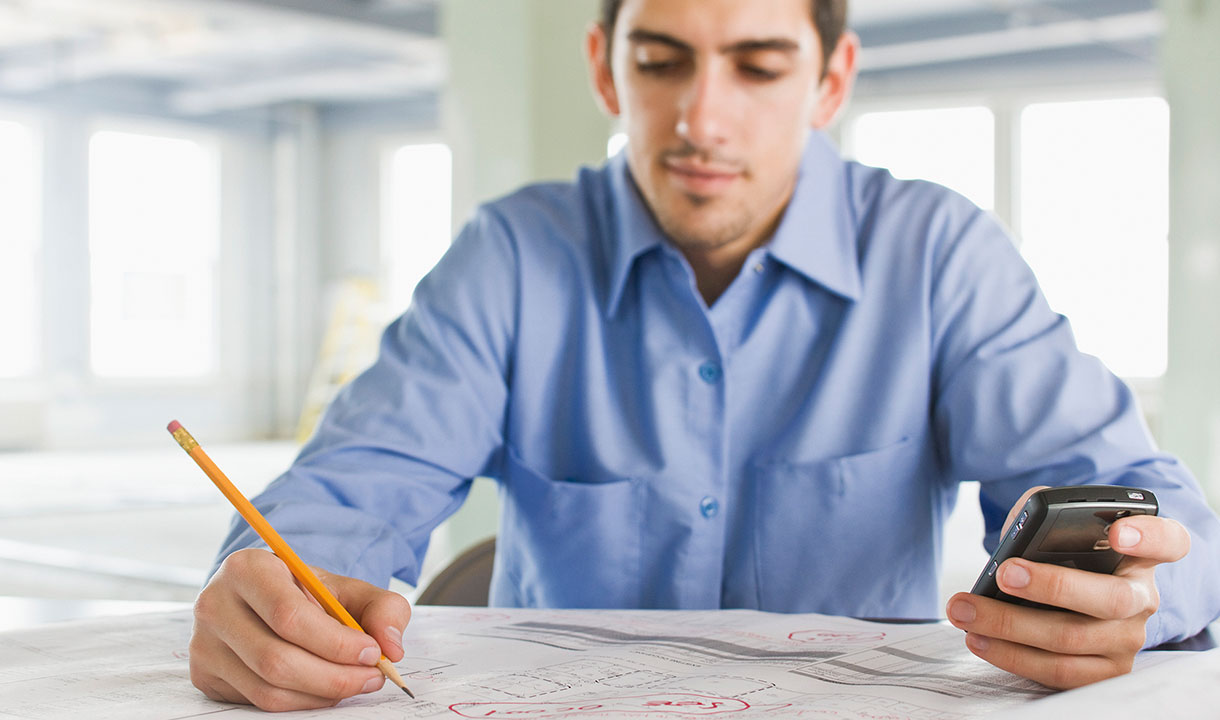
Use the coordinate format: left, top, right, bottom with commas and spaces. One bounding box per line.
970, 485, 1158, 606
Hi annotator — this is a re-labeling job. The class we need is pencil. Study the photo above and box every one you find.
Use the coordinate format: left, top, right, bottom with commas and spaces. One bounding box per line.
166, 420, 414, 699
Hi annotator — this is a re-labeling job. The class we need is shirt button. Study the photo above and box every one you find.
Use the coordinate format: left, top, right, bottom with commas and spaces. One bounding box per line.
699, 496, 720, 518
753, 262, 765, 274
698, 362, 722, 384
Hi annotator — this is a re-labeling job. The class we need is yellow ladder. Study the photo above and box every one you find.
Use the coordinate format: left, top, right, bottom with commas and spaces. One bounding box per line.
296, 277, 384, 444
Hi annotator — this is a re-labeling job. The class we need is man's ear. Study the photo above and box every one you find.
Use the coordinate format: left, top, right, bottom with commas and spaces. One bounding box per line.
811, 31, 859, 129
586, 22, 621, 117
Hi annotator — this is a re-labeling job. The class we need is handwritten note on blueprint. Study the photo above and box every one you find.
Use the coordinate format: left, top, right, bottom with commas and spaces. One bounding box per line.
0, 607, 1182, 719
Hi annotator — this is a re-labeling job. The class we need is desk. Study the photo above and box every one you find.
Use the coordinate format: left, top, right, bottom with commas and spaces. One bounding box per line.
1, 607, 1216, 719
0, 596, 191, 632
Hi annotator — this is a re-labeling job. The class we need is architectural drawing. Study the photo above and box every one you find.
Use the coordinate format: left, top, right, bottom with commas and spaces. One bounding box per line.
0, 606, 1187, 719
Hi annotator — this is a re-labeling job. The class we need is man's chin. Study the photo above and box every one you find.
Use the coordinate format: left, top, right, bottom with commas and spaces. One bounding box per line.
648, 194, 756, 253
660, 222, 753, 255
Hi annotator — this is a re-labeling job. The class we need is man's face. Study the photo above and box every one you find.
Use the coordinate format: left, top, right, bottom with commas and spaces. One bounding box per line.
590, 0, 849, 255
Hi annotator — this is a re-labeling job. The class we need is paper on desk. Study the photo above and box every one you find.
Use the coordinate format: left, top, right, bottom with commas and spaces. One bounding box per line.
987, 646, 1220, 720
0, 607, 1188, 719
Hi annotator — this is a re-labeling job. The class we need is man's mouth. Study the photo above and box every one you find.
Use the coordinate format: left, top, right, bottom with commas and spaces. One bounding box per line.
662, 157, 743, 196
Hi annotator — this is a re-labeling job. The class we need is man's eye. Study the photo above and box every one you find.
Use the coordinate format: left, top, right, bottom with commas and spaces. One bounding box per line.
637, 60, 684, 75
740, 65, 782, 81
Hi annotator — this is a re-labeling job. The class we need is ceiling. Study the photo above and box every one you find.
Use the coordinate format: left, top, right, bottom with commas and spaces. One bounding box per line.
0, 0, 1161, 118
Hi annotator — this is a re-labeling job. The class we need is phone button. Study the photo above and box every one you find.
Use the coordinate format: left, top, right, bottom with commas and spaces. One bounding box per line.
987, 561, 999, 577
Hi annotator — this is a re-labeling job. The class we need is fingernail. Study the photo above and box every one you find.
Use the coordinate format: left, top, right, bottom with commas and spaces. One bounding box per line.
1003, 563, 1031, 589
949, 600, 976, 623
967, 634, 991, 652
358, 646, 379, 665
361, 676, 383, 694
386, 626, 404, 652
1117, 525, 1141, 549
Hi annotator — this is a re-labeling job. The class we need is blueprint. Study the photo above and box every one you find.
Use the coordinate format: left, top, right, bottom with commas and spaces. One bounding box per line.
0, 606, 1191, 719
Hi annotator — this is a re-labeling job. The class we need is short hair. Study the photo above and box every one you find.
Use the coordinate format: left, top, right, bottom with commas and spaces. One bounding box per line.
598, 0, 848, 72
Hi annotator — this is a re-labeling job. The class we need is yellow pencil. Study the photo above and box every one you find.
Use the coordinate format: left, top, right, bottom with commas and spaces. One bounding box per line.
167, 420, 414, 699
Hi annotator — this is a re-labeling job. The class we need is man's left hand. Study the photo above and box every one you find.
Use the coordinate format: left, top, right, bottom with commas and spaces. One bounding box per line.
945, 488, 1191, 689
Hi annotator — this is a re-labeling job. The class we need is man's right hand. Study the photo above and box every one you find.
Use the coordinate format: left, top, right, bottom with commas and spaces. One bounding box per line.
189, 548, 412, 711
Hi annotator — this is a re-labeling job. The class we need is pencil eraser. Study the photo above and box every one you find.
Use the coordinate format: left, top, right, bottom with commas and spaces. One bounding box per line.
167, 420, 182, 433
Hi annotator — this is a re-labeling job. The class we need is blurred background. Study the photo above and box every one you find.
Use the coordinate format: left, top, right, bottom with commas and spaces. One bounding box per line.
0, 0, 1217, 626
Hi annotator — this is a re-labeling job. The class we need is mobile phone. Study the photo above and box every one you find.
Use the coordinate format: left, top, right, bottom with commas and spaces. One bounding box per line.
970, 485, 1158, 606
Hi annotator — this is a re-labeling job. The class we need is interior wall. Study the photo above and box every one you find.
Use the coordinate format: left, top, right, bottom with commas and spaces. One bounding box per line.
1161, 0, 1220, 506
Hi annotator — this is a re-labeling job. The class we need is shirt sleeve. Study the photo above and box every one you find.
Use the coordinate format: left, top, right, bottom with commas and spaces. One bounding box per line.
928, 198, 1220, 646
212, 206, 519, 588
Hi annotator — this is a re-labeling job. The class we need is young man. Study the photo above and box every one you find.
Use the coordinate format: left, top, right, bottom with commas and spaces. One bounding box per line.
190, 0, 1220, 711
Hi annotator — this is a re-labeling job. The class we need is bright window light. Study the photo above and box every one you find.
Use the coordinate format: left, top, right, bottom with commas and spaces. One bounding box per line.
607, 132, 627, 158
89, 129, 220, 378
0, 119, 40, 378
847, 106, 996, 211
382, 143, 453, 312
1019, 97, 1169, 378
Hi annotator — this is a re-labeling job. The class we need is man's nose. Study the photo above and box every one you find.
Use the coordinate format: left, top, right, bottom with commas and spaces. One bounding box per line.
676, 64, 731, 148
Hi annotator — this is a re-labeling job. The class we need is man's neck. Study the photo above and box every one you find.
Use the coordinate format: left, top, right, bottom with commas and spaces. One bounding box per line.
684, 247, 747, 307
680, 212, 785, 307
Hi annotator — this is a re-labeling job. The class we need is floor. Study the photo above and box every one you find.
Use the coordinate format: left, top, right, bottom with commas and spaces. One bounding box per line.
0, 444, 990, 629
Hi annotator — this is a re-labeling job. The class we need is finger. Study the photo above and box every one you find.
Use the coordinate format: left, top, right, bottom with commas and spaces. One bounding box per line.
320, 569, 414, 662
222, 550, 383, 667
993, 558, 1156, 620
1111, 515, 1191, 570
193, 675, 246, 707
1001, 486, 1049, 536
962, 632, 1132, 690
196, 630, 348, 712
188, 629, 250, 705
945, 592, 1145, 657
218, 600, 386, 702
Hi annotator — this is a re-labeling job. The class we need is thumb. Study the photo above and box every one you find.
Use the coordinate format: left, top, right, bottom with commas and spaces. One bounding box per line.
316, 568, 413, 662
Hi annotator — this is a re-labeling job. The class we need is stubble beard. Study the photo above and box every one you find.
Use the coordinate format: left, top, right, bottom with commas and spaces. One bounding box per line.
652, 193, 756, 254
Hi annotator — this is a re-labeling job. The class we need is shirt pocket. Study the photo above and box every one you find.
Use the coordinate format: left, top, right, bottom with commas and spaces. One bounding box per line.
750, 437, 935, 616
496, 448, 643, 608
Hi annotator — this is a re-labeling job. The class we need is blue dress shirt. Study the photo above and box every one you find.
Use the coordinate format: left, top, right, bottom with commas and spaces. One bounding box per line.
217, 132, 1220, 646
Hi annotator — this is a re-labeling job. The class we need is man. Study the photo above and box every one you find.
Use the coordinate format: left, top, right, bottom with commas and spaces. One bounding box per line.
190, 0, 1220, 711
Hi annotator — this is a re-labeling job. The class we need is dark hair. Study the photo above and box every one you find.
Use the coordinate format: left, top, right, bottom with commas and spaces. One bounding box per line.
599, 0, 848, 72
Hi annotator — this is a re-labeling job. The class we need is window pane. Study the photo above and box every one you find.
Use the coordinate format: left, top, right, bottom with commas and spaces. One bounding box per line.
0, 119, 40, 378
89, 130, 220, 378
1019, 97, 1168, 378
382, 143, 453, 312
848, 106, 995, 210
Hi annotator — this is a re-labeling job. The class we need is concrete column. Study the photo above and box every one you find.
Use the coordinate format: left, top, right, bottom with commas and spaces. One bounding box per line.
1161, 0, 1220, 506
271, 104, 323, 437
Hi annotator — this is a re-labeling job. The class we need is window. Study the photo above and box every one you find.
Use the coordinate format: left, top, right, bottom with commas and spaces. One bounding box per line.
1019, 97, 1169, 378
844, 95, 1169, 380
607, 132, 627, 158
847, 106, 996, 211
382, 143, 453, 312
88, 129, 220, 378
0, 118, 41, 378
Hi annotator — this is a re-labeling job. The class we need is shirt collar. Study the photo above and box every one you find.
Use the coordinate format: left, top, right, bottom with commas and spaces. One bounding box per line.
605, 152, 667, 317
603, 130, 861, 316
764, 131, 862, 303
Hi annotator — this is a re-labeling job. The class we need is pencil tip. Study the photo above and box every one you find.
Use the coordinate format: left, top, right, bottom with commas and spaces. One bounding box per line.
402, 686, 415, 699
